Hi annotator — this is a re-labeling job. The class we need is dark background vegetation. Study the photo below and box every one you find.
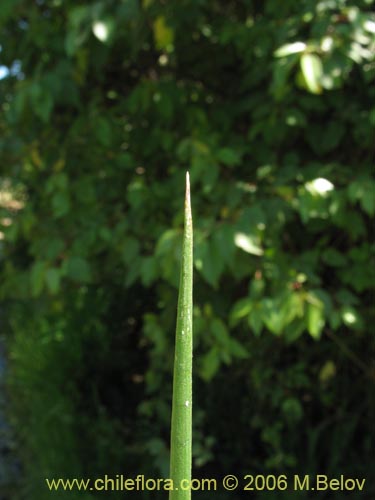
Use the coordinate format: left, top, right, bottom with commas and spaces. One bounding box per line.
0, 0, 374, 498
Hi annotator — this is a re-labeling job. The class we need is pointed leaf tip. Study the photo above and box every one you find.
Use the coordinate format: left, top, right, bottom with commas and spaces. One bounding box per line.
185, 171, 191, 213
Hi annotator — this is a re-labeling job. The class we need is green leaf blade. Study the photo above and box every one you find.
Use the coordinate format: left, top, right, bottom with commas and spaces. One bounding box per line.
169, 172, 193, 500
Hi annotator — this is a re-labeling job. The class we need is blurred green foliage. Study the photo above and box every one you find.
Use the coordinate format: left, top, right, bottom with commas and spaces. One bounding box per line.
0, 0, 374, 498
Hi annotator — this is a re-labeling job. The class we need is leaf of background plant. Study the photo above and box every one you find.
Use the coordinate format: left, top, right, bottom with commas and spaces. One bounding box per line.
65, 6, 91, 55
212, 224, 235, 266
216, 147, 241, 166
284, 320, 305, 343
31, 261, 45, 297
234, 232, 263, 256
52, 192, 70, 218
248, 304, 263, 336
45, 268, 60, 294
300, 53, 323, 94
271, 55, 299, 99
274, 41, 306, 57
194, 238, 224, 287
361, 189, 375, 215
92, 19, 115, 43
261, 299, 284, 335
155, 229, 180, 257
30, 83, 53, 122
282, 398, 303, 422
200, 347, 220, 381
322, 248, 347, 267
154, 16, 174, 50
228, 338, 248, 359
122, 236, 140, 264
65, 256, 92, 283
307, 301, 324, 339
319, 360, 336, 383
140, 257, 157, 287
230, 297, 253, 326
95, 117, 113, 147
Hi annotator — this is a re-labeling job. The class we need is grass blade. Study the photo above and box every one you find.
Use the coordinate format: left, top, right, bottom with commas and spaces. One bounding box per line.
169, 172, 193, 499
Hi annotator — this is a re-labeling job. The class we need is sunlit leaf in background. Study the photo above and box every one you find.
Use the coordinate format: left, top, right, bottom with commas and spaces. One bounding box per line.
234, 233, 263, 256
300, 53, 323, 94
274, 41, 306, 57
